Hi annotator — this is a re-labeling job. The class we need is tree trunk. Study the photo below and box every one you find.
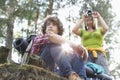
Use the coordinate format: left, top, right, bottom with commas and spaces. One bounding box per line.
0, 46, 10, 63
6, 21, 14, 49
45, 0, 53, 17
6, 1, 15, 63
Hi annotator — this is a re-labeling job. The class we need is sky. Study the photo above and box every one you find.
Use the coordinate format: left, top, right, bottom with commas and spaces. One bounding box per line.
108, 1, 120, 80
110, 0, 120, 62
111, 0, 120, 21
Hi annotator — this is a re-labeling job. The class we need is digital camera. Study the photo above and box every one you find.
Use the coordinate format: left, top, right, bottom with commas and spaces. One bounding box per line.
86, 10, 92, 17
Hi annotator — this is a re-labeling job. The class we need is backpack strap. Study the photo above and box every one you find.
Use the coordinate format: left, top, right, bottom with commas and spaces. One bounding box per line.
21, 39, 33, 65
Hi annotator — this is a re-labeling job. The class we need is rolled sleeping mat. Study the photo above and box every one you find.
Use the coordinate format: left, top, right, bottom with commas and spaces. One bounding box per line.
13, 38, 28, 55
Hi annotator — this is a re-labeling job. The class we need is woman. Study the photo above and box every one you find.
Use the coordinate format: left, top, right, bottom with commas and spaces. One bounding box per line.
30, 15, 88, 80
72, 10, 109, 75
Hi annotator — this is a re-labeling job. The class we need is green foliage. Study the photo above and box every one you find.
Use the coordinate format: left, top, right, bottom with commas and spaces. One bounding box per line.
13, 0, 40, 24
0, 0, 7, 13
0, 29, 4, 37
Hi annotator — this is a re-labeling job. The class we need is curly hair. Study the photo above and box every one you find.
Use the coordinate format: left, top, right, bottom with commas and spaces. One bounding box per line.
41, 15, 64, 35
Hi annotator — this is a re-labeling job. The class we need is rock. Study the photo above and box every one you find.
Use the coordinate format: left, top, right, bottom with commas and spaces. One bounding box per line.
0, 64, 67, 80
0, 47, 67, 80
28, 54, 46, 68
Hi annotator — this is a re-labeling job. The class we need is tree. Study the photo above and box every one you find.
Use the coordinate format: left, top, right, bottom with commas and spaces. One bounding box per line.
0, 0, 45, 62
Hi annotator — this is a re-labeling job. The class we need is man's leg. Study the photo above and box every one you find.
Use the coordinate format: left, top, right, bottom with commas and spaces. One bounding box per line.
70, 54, 86, 79
49, 43, 73, 77
41, 43, 81, 80
40, 44, 55, 71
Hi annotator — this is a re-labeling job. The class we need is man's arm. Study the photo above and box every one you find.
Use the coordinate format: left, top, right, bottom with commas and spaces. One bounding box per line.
47, 32, 88, 61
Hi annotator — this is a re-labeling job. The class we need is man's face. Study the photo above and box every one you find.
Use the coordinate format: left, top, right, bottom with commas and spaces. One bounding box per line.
46, 21, 58, 34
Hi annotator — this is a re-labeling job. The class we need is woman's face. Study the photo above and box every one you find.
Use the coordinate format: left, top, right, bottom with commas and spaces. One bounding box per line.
84, 15, 93, 25
46, 21, 58, 34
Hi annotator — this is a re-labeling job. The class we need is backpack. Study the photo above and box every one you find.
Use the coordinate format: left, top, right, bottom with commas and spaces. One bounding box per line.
13, 35, 36, 56
86, 62, 104, 74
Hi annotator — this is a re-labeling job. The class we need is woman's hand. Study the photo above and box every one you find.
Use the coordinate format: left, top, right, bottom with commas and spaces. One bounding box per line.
82, 13, 87, 21
92, 11, 101, 18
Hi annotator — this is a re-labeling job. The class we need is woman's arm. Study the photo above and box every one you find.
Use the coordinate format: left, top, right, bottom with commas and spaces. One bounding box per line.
94, 12, 109, 34
72, 19, 84, 36
72, 13, 86, 36
98, 16, 109, 34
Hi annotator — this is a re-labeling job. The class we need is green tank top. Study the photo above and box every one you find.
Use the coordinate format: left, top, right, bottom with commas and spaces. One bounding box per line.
80, 28, 103, 48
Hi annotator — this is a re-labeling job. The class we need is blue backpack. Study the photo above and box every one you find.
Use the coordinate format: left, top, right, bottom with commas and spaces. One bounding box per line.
86, 62, 104, 74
